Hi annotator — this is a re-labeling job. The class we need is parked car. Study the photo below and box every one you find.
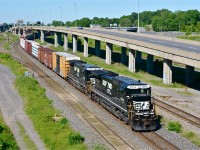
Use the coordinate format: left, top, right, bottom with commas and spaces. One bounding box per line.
78, 26, 83, 29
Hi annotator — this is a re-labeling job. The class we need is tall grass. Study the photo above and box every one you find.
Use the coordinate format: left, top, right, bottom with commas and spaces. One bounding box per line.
178, 35, 200, 41
0, 111, 19, 150
0, 53, 87, 150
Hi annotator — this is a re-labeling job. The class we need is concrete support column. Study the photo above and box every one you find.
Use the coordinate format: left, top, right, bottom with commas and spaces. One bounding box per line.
136, 51, 142, 63
58, 33, 62, 45
121, 47, 127, 65
185, 65, 195, 85
54, 32, 58, 47
106, 42, 113, 64
73, 34, 77, 53
95, 40, 100, 57
40, 30, 44, 43
33, 30, 36, 40
54, 32, 62, 47
128, 49, 136, 73
147, 54, 154, 73
63, 33, 68, 51
23, 28, 26, 35
84, 37, 88, 57
18, 28, 21, 36
163, 59, 172, 84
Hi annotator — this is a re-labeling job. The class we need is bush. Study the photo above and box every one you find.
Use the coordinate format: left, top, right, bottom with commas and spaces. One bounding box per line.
59, 118, 69, 125
68, 132, 85, 145
0, 131, 19, 150
167, 121, 182, 133
0, 125, 4, 133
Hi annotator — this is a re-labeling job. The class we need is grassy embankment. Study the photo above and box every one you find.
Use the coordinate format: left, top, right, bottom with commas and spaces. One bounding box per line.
0, 32, 19, 50
0, 52, 87, 150
0, 111, 19, 149
0, 32, 90, 149
178, 34, 200, 41
161, 117, 200, 147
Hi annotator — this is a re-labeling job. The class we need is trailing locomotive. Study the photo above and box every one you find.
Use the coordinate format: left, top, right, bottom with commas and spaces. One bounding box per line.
19, 37, 158, 131
67, 60, 103, 94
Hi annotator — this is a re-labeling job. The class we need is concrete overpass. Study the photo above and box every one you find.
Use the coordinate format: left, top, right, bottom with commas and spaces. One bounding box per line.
12, 26, 200, 85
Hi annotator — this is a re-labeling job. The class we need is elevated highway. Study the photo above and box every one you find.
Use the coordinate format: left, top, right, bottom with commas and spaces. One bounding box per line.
12, 26, 200, 85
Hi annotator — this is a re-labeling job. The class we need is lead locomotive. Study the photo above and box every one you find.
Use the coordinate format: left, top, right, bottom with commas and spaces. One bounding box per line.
67, 60, 158, 131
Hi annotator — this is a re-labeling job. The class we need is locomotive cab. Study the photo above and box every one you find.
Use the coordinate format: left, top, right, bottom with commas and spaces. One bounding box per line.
111, 76, 158, 131
124, 85, 157, 131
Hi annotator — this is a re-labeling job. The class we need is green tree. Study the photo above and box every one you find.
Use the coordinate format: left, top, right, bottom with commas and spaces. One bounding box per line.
120, 16, 131, 27
78, 18, 91, 27
52, 20, 64, 26
195, 21, 200, 33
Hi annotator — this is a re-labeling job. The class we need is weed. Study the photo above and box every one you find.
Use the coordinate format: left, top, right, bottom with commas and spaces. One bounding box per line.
92, 144, 108, 150
167, 121, 182, 133
59, 118, 69, 125
68, 132, 85, 145
182, 131, 200, 147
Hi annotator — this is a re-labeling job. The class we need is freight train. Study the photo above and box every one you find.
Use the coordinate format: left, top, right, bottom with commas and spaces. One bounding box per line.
19, 37, 158, 131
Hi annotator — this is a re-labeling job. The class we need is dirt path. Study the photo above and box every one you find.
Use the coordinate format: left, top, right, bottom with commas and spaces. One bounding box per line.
0, 64, 46, 150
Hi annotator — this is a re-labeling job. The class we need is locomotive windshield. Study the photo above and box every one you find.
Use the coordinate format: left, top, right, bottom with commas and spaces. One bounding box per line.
126, 88, 151, 96
125, 84, 151, 97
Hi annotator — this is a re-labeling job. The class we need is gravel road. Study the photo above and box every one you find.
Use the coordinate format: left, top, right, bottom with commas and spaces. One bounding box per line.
0, 64, 46, 150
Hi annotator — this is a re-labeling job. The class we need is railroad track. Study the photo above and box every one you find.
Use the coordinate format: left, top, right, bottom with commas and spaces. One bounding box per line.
13, 42, 137, 150
154, 98, 200, 128
12, 41, 181, 150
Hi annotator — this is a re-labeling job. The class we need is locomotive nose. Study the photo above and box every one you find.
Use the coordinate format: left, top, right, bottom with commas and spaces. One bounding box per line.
144, 118, 151, 129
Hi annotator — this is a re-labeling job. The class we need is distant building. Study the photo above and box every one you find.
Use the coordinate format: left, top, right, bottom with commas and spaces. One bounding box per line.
90, 24, 101, 28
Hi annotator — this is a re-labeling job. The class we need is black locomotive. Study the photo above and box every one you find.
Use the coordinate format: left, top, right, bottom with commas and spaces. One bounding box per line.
67, 60, 158, 131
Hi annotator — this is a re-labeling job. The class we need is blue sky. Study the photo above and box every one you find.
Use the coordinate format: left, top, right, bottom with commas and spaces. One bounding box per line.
0, 0, 200, 24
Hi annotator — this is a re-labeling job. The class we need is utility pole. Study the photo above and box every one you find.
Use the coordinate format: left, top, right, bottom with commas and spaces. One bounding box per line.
137, 0, 140, 33
49, 9, 52, 26
7, 31, 10, 44
59, 6, 62, 26
74, 2, 77, 27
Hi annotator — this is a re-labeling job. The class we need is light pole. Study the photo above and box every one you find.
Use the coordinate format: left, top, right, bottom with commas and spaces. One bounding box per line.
35, 13, 38, 22
137, 0, 140, 33
49, 9, 52, 26
26, 16, 29, 25
74, 2, 77, 27
59, 6, 62, 26
31, 15, 33, 25
41, 11, 44, 25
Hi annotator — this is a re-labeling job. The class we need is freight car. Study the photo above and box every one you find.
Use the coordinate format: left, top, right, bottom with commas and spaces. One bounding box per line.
19, 37, 158, 131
